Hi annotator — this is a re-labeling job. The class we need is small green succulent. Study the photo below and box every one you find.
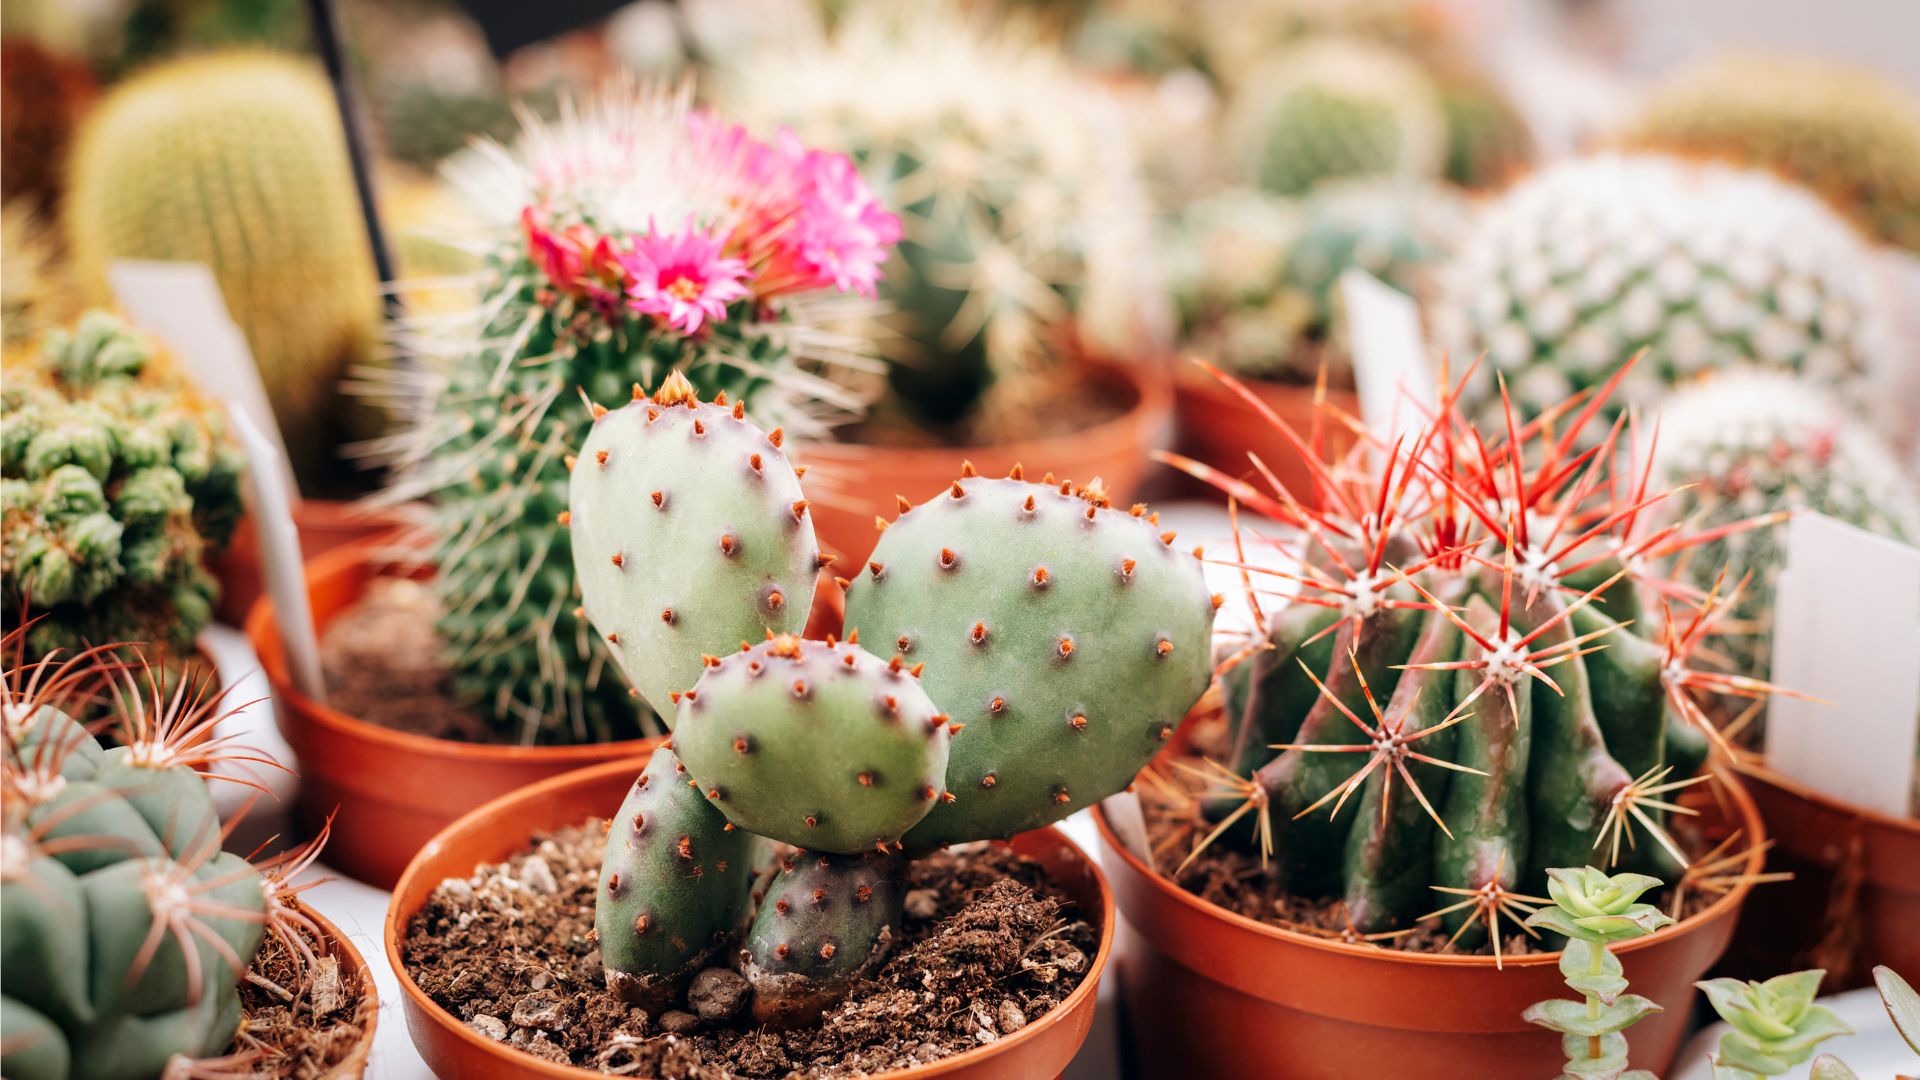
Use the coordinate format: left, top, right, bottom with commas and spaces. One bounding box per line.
1699, 970, 1853, 1079
1522, 867, 1675, 1080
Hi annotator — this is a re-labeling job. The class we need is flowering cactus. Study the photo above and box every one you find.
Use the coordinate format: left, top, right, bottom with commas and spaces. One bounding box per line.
572, 387, 1215, 1022
380, 83, 898, 743
2, 311, 245, 669
1699, 970, 1852, 1079
1522, 867, 1674, 1080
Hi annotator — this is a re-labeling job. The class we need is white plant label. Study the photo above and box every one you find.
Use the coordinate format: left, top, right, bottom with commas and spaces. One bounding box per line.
1767, 511, 1920, 817
1340, 268, 1435, 441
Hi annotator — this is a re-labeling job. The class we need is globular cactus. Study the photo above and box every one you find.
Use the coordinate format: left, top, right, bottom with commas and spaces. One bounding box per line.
1650, 369, 1920, 680
844, 468, 1218, 850
65, 51, 380, 493
1434, 154, 1886, 424
0, 640, 324, 1080
1522, 867, 1674, 1080
383, 82, 896, 743
723, 0, 1167, 429
1229, 38, 1447, 198
741, 850, 906, 1027
1699, 970, 1852, 1079
1429, 60, 1535, 190
566, 373, 823, 717
1, 311, 245, 669
1625, 53, 1920, 252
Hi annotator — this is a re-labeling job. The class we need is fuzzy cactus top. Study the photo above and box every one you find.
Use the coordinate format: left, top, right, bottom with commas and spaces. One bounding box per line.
1, 311, 244, 666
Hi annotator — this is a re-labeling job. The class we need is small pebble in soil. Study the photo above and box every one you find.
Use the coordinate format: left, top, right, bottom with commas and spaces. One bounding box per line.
689, 968, 750, 1022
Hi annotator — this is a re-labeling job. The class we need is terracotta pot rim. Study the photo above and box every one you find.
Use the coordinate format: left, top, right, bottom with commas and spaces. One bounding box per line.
297, 902, 381, 1077
1093, 765, 1768, 970
246, 540, 655, 765
796, 354, 1170, 461
382, 757, 1117, 1079
1730, 756, 1920, 836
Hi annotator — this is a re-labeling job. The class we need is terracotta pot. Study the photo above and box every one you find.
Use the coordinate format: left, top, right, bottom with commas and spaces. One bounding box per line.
246, 541, 656, 888
384, 758, 1114, 1080
1171, 367, 1360, 506
1722, 758, 1920, 990
797, 358, 1173, 575
213, 499, 414, 625
296, 903, 382, 1079
1096, 772, 1767, 1080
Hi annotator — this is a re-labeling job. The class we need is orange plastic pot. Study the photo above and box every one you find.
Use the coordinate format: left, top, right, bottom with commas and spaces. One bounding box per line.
297, 903, 382, 1079
1171, 366, 1360, 506
384, 758, 1114, 1080
797, 358, 1172, 575
213, 498, 414, 625
1095, 773, 1767, 1080
1723, 758, 1920, 989
247, 541, 655, 888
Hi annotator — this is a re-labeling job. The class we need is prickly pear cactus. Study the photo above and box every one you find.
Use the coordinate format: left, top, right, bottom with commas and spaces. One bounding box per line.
65, 51, 380, 493
674, 635, 951, 853
1230, 38, 1446, 197
1626, 52, 1920, 252
595, 746, 757, 1009
1650, 369, 1920, 678
741, 850, 906, 1027
844, 469, 1218, 850
567, 376, 823, 718
1435, 154, 1886, 423
1, 311, 245, 668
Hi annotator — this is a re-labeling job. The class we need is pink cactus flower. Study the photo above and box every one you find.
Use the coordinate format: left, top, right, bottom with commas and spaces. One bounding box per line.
621, 220, 753, 334
786, 144, 901, 298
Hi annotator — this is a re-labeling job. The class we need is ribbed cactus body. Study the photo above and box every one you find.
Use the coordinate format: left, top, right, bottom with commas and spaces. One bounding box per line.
65, 51, 379, 493
1436, 155, 1884, 422
741, 850, 906, 1027
1, 312, 244, 667
1650, 369, 1920, 678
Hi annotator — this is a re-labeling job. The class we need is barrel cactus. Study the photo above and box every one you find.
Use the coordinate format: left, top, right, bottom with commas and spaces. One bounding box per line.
65, 51, 380, 494
1435, 154, 1887, 423
1, 311, 244, 669
572, 386, 1215, 1021
722, 0, 1167, 430
1625, 52, 1920, 252
0, 638, 328, 1080
1650, 368, 1920, 680
381, 83, 898, 744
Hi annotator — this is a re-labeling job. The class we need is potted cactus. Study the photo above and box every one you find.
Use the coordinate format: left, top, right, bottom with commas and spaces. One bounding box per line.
721, 0, 1176, 575
0, 631, 377, 1079
1104, 359, 1775, 1079
248, 81, 901, 886
386, 378, 1216, 1075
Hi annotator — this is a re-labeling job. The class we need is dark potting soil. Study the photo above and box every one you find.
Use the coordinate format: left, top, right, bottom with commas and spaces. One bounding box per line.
401, 823, 1096, 1077
231, 902, 372, 1076
318, 575, 506, 743
1140, 713, 1723, 959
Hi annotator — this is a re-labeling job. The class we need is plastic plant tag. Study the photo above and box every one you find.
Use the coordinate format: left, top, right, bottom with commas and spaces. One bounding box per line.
1767, 511, 1920, 817
1099, 790, 1155, 868
1340, 268, 1434, 441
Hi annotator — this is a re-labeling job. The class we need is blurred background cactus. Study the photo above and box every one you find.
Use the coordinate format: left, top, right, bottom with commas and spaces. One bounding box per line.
1625, 52, 1920, 252
1651, 368, 1920, 681
1436, 154, 1887, 423
723, 0, 1167, 437
1, 311, 244, 668
64, 50, 381, 495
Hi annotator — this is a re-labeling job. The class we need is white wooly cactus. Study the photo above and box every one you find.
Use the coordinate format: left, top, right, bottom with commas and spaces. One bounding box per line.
1435, 154, 1888, 422
1652, 368, 1920, 678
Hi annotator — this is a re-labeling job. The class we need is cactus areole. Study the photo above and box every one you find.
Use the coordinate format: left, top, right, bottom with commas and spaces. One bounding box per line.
570, 387, 1214, 1025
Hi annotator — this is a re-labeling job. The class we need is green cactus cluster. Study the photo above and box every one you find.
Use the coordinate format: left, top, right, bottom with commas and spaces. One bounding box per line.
1522, 866, 1675, 1080
570, 385, 1215, 1023
1650, 368, 1920, 681
64, 51, 381, 495
0, 641, 322, 1080
1435, 154, 1886, 426
1625, 52, 1920, 252
2, 311, 244, 669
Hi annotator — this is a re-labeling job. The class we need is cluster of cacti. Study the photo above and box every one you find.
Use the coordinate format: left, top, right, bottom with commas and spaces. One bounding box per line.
1177, 359, 1772, 946
1698, 969, 1851, 1079
1625, 52, 1920, 252
722, 0, 1167, 430
1434, 154, 1886, 424
2, 311, 245, 669
1228, 37, 1447, 198
65, 51, 381, 494
1650, 369, 1920, 680
381, 83, 898, 744
1521, 867, 1674, 1080
570, 383, 1215, 1021
0, 636, 324, 1080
